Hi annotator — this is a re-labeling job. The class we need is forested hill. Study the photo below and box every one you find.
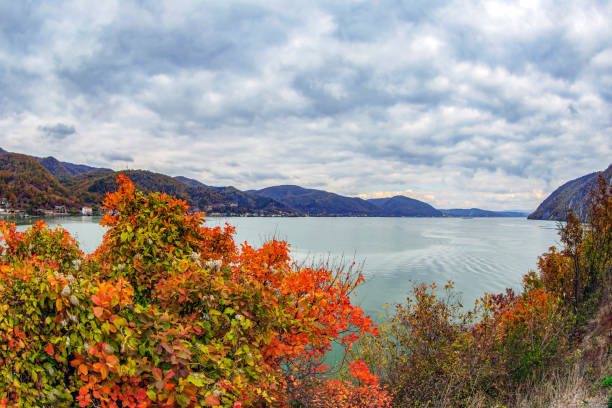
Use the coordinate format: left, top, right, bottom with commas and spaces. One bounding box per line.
0, 148, 532, 217
248, 185, 384, 216
528, 163, 612, 221
367, 196, 442, 217
249, 186, 525, 217
0, 151, 79, 211
58, 169, 297, 215
0, 149, 295, 215
35, 155, 111, 179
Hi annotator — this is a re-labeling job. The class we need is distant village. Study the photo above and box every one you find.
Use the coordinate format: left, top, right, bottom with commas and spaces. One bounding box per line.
194, 202, 292, 217
0, 197, 95, 218
0, 198, 290, 218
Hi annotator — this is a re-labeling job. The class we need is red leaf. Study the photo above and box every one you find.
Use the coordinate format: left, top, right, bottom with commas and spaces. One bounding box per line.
44, 343, 54, 356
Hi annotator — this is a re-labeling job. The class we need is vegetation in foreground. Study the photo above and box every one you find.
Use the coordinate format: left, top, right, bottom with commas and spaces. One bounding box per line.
358, 176, 611, 407
0, 174, 609, 407
0, 175, 391, 407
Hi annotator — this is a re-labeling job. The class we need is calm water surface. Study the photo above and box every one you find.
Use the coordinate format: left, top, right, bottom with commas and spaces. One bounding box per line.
16, 216, 560, 317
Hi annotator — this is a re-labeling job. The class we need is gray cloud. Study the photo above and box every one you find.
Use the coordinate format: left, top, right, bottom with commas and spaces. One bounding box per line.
0, 0, 610, 210
102, 152, 134, 162
38, 123, 76, 139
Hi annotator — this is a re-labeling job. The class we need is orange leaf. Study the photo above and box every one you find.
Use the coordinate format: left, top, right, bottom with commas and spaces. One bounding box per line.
99, 365, 108, 380
204, 395, 220, 407
105, 355, 119, 367
93, 307, 104, 319
44, 343, 54, 356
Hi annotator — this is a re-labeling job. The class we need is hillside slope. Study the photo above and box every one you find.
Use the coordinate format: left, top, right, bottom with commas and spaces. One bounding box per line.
0, 151, 79, 210
528, 163, 612, 221
367, 196, 442, 217
36, 156, 111, 179
249, 185, 383, 216
64, 170, 295, 215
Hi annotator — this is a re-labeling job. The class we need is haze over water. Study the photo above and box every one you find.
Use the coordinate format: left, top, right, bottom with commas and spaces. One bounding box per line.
18, 216, 559, 317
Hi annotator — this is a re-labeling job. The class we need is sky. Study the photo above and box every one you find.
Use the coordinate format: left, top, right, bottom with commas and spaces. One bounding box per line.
1, 1, 611, 211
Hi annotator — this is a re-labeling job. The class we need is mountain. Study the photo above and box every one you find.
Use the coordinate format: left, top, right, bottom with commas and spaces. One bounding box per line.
174, 176, 208, 188
528, 163, 612, 221
60, 169, 295, 215
0, 151, 79, 211
249, 185, 383, 216
0, 148, 297, 215
251, 186, 527, 217
64, 170, 201, 207
174, 176, 294, 214
367, 196, 442, 217
1, 147, 573, 219
441, 208, 529, 217
35, 156, 111, 179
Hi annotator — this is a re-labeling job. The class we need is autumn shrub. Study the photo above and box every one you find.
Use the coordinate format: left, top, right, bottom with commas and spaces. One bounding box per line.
286, 360, 392, 408
472, 288, 570, 400
0, 261, 91, 406
529, 176, 611, 314
356, 175, 611, 407
357, 282, 572, 406
580, 176, 612, 309
356, 283, 476, 407
0, 175, 390, 407
0, 220, 82, 270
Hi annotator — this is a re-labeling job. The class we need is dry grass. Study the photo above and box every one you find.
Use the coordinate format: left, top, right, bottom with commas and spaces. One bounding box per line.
518, 299, 611, 408
464, 299, 611, 408
462, 364, 608, 408
517, 365, 607, 408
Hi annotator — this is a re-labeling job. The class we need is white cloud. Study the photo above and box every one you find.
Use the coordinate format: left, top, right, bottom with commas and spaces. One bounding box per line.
0, 0, 610, 211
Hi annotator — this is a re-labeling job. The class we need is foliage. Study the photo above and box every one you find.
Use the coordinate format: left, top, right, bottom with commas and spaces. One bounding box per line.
0, 175, 390, 407
601, 376, 612, 407
473, 288, 569, 394
527, 175, 612, 322
357, 284, 569, 407
0, 152, 78, 211
357, 175, 611, 407
357, 283, 474, 407
283, 358, 392, 408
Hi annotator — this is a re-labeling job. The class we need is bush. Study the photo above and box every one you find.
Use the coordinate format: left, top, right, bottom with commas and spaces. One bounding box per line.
356, 283, 475, 407
0, 175, 390, 407
356, 175, 611, 407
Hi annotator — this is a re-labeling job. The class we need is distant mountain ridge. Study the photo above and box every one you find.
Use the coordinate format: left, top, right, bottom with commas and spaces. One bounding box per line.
66, 169, 297, 215
0, 147, 530, 217
248, 186, 516, 217
528, 163, 612, 221
0, 149, 295, 215
248, 185, 382, 216
367, 196, 442, 217
441, 208, 528, 218
35, 156, 111, 179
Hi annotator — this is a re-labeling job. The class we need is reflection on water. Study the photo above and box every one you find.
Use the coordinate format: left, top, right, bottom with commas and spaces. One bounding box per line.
15, 216, 558, 316
208, 217, 559, 316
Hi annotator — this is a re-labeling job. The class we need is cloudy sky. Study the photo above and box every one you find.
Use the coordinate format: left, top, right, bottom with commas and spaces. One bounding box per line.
1, 1, 611, 210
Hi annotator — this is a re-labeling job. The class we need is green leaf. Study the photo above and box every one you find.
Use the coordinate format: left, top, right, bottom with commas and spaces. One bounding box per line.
146, 389, 157, 401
